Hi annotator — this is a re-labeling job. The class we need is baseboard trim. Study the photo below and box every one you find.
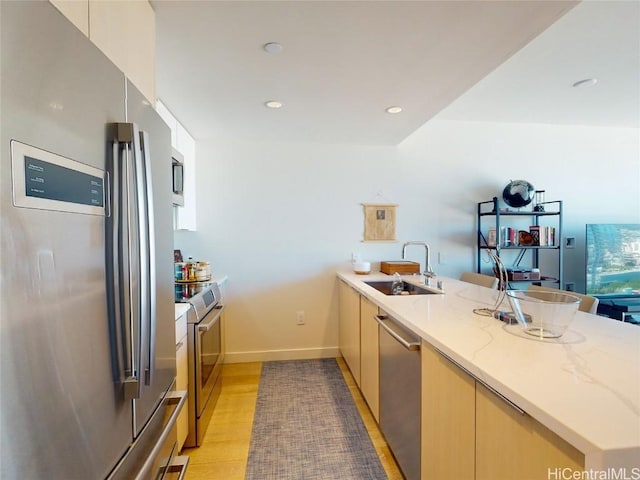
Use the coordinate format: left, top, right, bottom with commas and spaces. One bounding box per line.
224, 347, 340, 364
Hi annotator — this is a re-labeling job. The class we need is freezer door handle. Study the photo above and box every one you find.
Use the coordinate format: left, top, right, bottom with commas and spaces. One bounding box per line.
106, 390, 188, 480
375, 315, 421, 351
132, 390, 187, 480
139, 128, 156, 387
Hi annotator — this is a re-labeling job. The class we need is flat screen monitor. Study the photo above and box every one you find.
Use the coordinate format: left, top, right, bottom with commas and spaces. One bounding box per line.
586, 224, 640, 298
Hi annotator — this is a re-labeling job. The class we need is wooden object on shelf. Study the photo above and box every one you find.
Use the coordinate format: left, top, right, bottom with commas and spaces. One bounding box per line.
380, 261, 420, 275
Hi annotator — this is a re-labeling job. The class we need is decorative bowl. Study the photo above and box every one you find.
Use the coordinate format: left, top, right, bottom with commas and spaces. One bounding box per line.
353, 261, 371, 275
506, 290, 581, 339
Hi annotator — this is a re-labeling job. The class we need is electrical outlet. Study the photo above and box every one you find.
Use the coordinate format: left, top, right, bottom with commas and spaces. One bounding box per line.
296, 311, 305, 325
438, 251, 446, 264
565, 282, 575, 292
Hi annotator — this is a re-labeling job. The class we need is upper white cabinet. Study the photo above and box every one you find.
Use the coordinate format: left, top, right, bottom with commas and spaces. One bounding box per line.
50, 0, 88, 36
50, 0, 155, 104
156, 100, 198, 231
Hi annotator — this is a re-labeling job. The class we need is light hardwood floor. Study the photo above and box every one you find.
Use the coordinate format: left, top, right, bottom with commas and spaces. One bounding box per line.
182, 357, 403, 480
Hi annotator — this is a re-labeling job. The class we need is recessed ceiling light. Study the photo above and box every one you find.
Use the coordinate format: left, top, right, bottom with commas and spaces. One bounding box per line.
263, 42, 283, 54
572, 78, 598, 88
264, 100, 284, 109
385, 106, 403, 114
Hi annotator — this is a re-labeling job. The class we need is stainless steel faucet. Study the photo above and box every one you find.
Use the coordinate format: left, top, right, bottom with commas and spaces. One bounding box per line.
402, 241, 436, 281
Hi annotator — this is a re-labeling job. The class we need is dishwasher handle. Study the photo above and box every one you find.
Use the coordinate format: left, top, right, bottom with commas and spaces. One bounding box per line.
375, 315, 421, 351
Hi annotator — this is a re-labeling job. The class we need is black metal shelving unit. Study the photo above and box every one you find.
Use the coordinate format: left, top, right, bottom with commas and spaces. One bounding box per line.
477, 196, 563, 289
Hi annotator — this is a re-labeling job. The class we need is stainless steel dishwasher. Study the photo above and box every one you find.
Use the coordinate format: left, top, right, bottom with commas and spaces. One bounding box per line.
376, 313, 421, 480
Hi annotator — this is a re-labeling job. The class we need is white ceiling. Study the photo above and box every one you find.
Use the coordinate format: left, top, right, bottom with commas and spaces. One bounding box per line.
437, 0, 640, 128
153, 1, 639, 146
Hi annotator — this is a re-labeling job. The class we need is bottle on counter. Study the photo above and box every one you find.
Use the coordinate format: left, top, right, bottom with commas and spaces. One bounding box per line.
186, 256, 196, 281
174, 262, 186, 281
181, 262, 189, 281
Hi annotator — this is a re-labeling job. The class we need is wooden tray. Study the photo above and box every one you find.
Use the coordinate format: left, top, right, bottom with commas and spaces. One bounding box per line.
175, 277, 211, 284
380, 261, 420, 275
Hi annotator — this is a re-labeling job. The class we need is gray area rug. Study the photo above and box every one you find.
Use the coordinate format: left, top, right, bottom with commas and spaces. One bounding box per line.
245, 358, 388, 480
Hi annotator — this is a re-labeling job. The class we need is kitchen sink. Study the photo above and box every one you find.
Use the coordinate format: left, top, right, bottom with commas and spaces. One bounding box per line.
364, 280, 438, 296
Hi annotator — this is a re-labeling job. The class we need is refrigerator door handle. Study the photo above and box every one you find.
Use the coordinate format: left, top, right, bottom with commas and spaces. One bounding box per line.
107, 133, 137, 399
109, 122, 144, 400
130, 122, 150, 394
139, 128, 156, 387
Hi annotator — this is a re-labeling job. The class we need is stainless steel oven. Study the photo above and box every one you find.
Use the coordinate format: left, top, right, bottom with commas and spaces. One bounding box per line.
175, 282, 224, 448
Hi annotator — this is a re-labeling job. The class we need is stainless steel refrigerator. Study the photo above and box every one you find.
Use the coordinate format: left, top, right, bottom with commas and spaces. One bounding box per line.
0, 2, 186, 479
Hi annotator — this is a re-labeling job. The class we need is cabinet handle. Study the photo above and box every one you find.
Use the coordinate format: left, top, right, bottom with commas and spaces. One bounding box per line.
479, 380, 526, 416
176, 341, 183, 351
433, 346, 526, 416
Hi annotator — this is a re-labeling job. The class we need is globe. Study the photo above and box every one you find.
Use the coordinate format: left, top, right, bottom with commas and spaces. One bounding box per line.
502, 180, 535, 208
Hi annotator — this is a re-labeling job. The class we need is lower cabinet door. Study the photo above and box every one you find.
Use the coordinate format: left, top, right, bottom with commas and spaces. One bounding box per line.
421, 342, 475, 480
176, 333, 189, 451
360, 295, 379, 421
475, 382, 584, 480
338, 280, 361, 386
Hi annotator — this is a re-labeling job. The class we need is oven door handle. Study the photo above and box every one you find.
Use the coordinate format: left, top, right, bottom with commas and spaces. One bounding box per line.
198, 308, 223, 332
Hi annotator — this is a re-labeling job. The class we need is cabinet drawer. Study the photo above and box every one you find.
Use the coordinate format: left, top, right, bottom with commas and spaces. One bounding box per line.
176, 340, 188, 391
175, 313, 187, 343
175, 328, 189, 451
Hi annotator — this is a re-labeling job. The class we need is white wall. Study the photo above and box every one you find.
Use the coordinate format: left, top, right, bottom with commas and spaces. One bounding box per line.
174, 120, 639, 362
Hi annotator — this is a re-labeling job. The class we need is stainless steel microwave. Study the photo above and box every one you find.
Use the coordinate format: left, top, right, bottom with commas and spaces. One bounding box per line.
172, 148, 184, 206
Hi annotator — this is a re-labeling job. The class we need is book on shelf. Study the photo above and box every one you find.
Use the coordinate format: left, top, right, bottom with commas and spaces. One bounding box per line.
500, 227, 517, 246
488, 227, 497, 246
528, 225, 555, 246
529, 226, 540, 246
497, 225, 556, 247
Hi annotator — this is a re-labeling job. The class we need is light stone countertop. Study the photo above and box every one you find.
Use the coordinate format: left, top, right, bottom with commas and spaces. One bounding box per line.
338, 270, 640, 470
174, 303, 190, 321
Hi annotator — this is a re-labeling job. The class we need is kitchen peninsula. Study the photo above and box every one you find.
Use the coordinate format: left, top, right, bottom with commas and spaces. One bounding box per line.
338, 271, 640, 477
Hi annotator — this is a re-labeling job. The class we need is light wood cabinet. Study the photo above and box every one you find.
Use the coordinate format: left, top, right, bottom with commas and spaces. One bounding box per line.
476, 382, 584, 480
421, 343, 584, 480
49, 0, 156, 103
338, 280, 361, 387
339, 275, 586, 479
359, 295, 379, 421
421, 342, 475, 480
175, 312, 188, 451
